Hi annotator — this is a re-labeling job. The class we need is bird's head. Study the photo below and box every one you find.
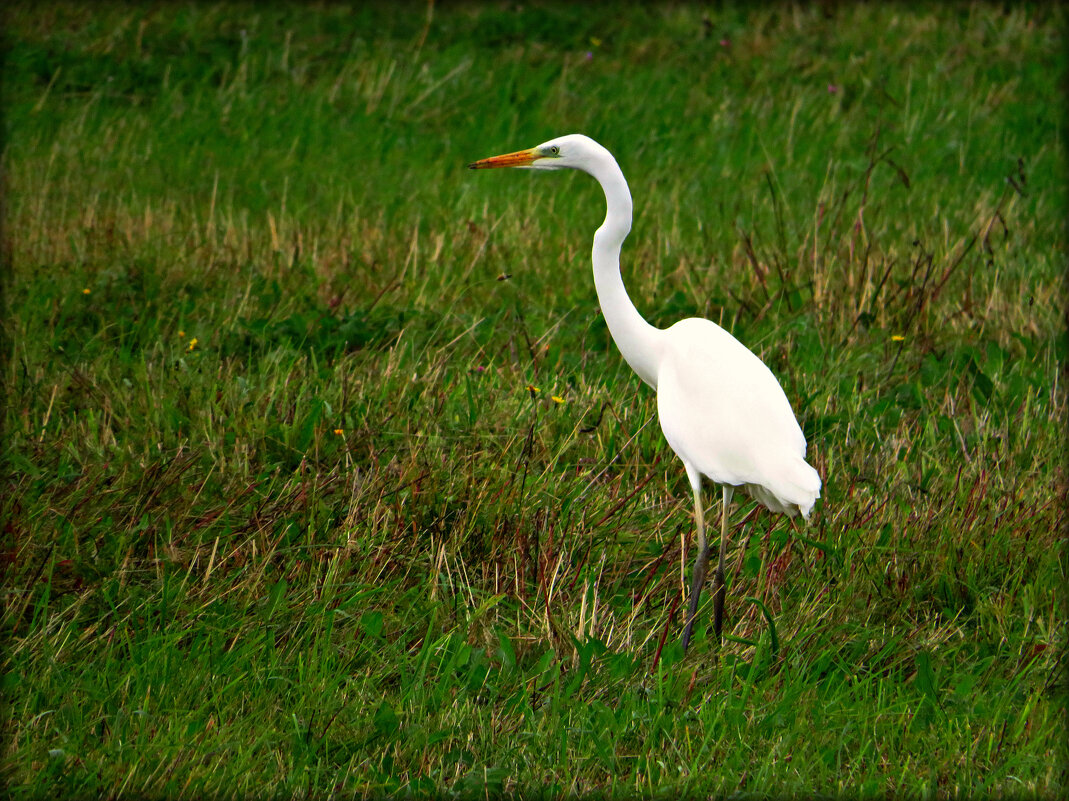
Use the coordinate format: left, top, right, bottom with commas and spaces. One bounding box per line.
467, 134, 608, 173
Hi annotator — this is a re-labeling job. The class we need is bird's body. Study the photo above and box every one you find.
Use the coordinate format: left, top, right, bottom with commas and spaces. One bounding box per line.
657, 318, 819, 513
469, 134, 820, 649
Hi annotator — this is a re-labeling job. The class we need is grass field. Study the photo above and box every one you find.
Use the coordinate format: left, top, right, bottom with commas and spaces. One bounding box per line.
2, 2, 1066, 797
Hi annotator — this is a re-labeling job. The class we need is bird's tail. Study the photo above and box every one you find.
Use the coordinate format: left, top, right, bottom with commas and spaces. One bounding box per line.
788, 457, 822, 519
748, 456, 821, 519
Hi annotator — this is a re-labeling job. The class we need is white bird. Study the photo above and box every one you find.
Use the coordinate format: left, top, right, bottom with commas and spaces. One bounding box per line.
468, 134, 821, 651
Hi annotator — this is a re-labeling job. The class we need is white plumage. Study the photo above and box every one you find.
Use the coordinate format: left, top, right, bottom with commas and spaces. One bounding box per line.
470, 133, 821, 649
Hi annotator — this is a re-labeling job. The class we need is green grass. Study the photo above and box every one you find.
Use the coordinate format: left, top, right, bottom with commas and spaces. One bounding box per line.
2, 1, 1065, 797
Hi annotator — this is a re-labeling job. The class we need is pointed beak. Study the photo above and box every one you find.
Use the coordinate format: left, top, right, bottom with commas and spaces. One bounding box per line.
467, 147, 540, 170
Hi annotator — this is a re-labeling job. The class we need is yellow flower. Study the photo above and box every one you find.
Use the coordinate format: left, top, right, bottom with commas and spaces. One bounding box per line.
526, 384, 540, 394
178, 330, 186, 338
82, 288, 91, 295
891, 334, 905, 342
188, 337, 198, 351
551, 395, 565, 404
333, 428, 344, 436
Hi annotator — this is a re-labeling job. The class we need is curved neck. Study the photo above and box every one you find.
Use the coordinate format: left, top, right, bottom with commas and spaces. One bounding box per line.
588, 157, 662, 388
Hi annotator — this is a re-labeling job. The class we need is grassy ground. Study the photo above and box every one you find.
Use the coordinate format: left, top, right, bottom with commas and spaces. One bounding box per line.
2, 2, 1065, 797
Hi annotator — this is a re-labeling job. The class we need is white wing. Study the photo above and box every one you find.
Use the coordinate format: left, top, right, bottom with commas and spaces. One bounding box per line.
655, 318, 821, 516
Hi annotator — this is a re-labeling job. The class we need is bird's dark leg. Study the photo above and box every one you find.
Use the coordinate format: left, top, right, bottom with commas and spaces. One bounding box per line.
711, 485, 734, 640
680, 481, 706, 652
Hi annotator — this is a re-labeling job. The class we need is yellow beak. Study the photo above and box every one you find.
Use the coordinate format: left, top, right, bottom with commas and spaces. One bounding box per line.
467, 147, 540, 170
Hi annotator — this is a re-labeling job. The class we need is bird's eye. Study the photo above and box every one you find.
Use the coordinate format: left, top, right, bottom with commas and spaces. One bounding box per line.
549, 145, 560, 155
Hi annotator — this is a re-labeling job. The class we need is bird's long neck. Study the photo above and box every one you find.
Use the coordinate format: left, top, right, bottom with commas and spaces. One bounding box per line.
589, 159, 662, 388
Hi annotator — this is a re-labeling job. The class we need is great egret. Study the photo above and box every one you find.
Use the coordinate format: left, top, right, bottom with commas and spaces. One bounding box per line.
468, 134, 821, 651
